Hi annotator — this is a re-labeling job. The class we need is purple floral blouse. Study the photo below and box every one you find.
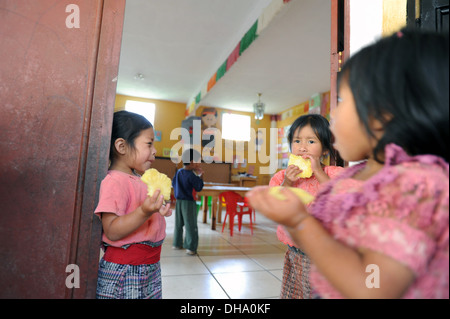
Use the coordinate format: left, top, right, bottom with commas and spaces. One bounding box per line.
309, 144, 449, 298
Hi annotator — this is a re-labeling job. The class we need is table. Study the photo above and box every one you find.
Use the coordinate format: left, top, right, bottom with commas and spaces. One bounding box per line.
231, 175, 258, 187
196, 185, 252, 230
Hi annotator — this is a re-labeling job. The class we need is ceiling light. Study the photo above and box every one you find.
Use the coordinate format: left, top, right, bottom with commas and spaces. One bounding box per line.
253, 93, 265, 120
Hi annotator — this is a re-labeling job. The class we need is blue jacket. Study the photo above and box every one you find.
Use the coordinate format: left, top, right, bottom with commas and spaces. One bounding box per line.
172, 168, 204, 201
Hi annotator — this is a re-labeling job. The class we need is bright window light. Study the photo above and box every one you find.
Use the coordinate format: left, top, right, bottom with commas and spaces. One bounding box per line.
125, 100, 155, 125
221, 113, 250, 141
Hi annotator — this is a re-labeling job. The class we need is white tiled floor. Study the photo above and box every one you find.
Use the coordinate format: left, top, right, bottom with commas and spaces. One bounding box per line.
160, 207, 287, 299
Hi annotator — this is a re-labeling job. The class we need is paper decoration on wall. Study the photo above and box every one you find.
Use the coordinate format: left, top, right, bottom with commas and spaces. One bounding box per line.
309, 106, 321, 115
185, 0, 293, 116
278, 127, 284, 138
281, 109, 293, 121
181, 116, 202, 145
321, 91, 331, 120
187, 100, 195, 115
293, 102, 308, 117
281, 142, 289, 153
207, 72, 217, 92
255, 129, 264, 152
216, 60, 227, 82
257, 0, 284, 35
284, 125, 291, 138
155, 130, 162, 142
162, 148, 172, 157
226, 43, 240, 71
239, 21, 258, 55
233, 155, 241, 168
201, 107, 218, 156
309, 93, 321, 114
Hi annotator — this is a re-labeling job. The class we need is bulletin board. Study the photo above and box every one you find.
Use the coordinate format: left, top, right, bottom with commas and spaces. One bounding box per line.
201, 162, 231, 183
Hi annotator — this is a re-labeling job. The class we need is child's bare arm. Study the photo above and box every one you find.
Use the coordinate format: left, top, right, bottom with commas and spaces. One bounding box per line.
289, 217, 415, 298
101, 190, 167, 242
247, 186, 415, 298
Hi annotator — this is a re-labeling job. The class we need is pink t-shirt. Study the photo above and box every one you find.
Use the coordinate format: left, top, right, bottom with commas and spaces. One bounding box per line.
309, 144, 449, 299
94, 170, 166, 248
270, 165, 344, 247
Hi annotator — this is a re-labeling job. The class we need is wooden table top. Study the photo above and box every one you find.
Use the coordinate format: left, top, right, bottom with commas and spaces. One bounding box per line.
198, 185, 252, 193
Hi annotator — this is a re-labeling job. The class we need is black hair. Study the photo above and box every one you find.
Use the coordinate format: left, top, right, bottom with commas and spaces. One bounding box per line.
288, 114, 336, 162
181, 148, 202, 165
337, 27, 449, 163
109, 110, 153, 164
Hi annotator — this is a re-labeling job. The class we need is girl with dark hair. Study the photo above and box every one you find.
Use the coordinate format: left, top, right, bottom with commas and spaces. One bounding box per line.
247, 28, 449, 298
270, 114, 343, 299
95, 110, 172, 299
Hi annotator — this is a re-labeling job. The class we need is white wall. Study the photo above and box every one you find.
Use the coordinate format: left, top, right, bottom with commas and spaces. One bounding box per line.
348, 0, 383, 166
349, 0, 383, 56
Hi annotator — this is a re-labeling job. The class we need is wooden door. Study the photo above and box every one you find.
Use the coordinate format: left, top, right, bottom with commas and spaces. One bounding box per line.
407, 0, 449, 32
330, 0, 350, 114
0, 0, 125, 298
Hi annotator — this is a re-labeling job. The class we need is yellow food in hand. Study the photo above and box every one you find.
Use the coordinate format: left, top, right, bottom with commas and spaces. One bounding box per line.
268, 186, 315, 204
140, 168, 172, 201
288, 154, 313, 178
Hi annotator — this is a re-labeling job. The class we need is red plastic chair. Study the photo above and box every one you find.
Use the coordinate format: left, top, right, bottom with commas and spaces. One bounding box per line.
220, 191, 254, 236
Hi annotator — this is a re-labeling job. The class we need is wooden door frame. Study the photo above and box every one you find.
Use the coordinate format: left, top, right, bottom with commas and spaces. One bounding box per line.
0, 0, 125, 299
330, 0, 350, 167
330, 0, 350, 113
67, 0, 126, 299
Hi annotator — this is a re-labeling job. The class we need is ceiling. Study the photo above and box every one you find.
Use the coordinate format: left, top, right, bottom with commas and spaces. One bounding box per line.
116, 0, 331, 115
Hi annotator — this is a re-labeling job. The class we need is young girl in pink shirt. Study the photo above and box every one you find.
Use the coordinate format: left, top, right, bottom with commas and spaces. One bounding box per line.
269, 114, 343, 298
247, 28, 449, 298
95, 111, 172, 299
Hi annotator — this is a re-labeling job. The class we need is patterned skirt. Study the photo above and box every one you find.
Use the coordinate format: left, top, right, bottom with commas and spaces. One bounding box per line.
96, 258, 162, 299
280, 246, 311, 299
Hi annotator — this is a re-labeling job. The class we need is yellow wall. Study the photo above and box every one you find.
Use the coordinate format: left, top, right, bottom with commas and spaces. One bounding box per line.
114, 94, 186, 158
382, 0, 407, 37
195, 105, 273, 185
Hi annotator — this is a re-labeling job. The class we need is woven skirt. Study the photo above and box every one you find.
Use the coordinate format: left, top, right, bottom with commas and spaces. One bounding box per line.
96, 258, 162, 299
280, 246, 311, 299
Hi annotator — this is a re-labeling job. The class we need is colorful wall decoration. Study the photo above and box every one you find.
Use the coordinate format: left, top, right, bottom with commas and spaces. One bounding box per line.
185, 0, 292, 116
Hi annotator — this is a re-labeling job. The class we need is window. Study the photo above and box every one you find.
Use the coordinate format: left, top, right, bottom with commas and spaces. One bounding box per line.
125, 100, 156, 125
221, 113, 250, 141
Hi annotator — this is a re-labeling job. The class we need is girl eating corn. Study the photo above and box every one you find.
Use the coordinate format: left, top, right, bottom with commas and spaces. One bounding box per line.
248, 29, 449, 299
94, 110, 172, 299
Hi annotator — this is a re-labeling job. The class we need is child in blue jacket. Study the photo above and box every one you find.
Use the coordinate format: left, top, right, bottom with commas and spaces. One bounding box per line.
172, 148, 204, 255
